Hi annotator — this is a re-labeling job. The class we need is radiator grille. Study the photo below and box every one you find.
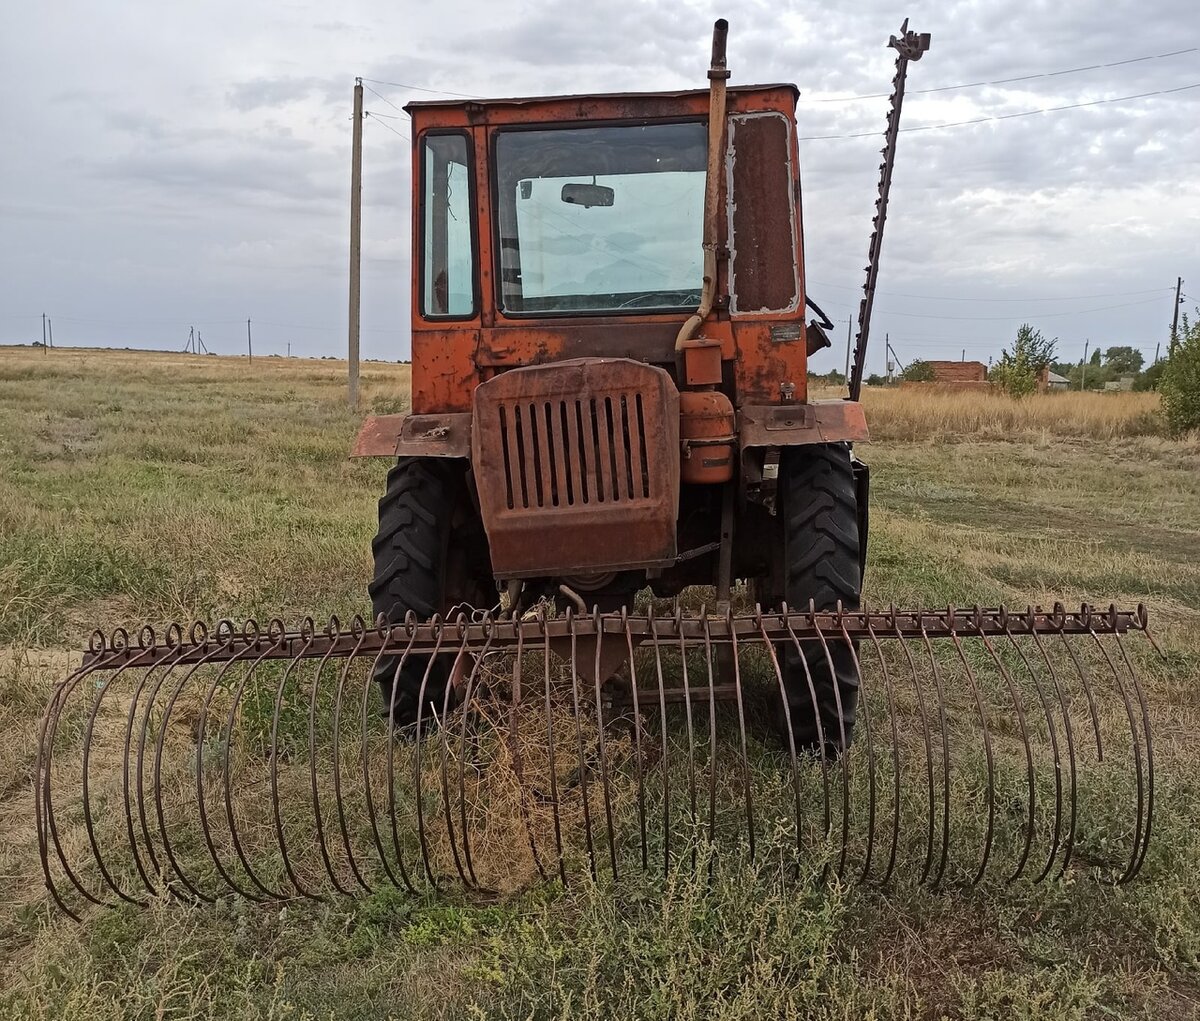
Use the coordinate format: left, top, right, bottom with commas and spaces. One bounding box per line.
497, 393, 651, 510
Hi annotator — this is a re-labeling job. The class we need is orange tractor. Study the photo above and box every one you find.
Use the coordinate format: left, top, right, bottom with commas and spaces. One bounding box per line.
38, 22, 1160, 909
351, 20, 915, 749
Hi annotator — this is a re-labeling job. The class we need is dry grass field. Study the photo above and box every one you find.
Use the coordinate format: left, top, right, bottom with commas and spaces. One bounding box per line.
2, 346, 1199, 1020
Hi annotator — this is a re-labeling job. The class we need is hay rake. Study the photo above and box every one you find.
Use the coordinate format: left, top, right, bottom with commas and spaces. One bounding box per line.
37, 602, 1158, 917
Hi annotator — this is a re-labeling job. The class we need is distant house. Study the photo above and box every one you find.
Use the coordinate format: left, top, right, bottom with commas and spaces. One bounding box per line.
900, 360, 990, 390
1046, 370, 1069, 391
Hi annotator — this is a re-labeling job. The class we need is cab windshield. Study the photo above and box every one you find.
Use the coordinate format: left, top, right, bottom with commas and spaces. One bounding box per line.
494, 121, 707, 315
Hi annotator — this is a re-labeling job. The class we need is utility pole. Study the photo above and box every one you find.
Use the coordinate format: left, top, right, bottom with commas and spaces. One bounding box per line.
1154, 341, 1160, 365
961, 347, 965, 362
247, 319, 253, 365
47, 317, 53, 350
287, 342, 291, 358
1080, 339, 1089, 391
197, 330, 205, 354
348, 77, 364, 408
1170, 276, 1183, 357
42, 313, 47, 354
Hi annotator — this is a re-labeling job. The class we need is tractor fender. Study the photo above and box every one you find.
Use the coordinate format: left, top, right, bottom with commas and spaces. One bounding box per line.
738, 399, 869, 448
350, 412, 472, 459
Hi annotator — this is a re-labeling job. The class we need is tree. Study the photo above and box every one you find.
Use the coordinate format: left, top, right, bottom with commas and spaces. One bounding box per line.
1160, 310, 1200, 435
900, 360, 935, 383
866, 373, 886, 387
1133, 360, 1166, 392
990, 324, 1057, 397
1089, 347, 1102, 366
1103, 346, 1144, 374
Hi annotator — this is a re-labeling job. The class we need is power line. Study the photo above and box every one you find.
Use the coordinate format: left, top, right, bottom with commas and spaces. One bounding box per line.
360, 77, 482, 100
865, 295, 1168, 322
803, 46, 1198, 103
800, 81, 1200, 140
365, 111, 411, 142
361, 82, 406, 114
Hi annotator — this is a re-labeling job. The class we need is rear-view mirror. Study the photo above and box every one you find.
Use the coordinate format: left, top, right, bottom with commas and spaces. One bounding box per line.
561, 182, 614, 208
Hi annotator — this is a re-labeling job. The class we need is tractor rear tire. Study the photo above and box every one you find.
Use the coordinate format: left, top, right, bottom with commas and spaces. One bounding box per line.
779, 443, 862, 755
369, 457, 485, 730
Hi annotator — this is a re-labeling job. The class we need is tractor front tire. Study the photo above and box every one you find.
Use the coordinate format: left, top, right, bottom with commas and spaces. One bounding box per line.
779, 443, 862, 755
369, 457, 484, 729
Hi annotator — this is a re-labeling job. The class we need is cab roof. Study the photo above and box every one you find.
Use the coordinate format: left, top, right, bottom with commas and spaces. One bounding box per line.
402, 83, 799, 113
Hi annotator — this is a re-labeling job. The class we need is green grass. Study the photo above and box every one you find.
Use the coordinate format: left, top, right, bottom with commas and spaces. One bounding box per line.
2, 347, 1200, 1019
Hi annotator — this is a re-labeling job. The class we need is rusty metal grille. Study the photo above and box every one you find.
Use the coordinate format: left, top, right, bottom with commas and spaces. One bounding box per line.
497, 393, 652, 510
472, 359, 680, 577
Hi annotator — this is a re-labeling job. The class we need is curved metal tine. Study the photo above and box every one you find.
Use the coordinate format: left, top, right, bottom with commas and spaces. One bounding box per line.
836, 610, 874, 886
221, 631, 292, 901
675, 604, 699, 872
863, 621, 902, 887
567, 608, 597, 881
701, 612, 719, 871
37, 651, 122, 914
889, 608, 936, 887
413, 619, 449, 888
766, 607, 807, 876
807, 602, 852, 881
455, 621, 495, 890
592, 607, 618, 881
974, 625, 1037, 885
540, 609, 567, 886
80, 644, 160, 906
916, 610, 952, 890
1087, 623, 1146, 885
1002, 619, 1064, 884
648, 609, 671, 876
1028, 619, 1078, 883
1054, 609, 1105, 762
509, 617, 549, 882
150, 632, 246, 905
621, 607, 647, 873
194, 635, 273, 901
435, 620, 477, 888
269, 630, 322, 900
780, 607, 830, 874
1112, 623, 1154, 880
310, 629, 357, 897
946, 614, 996, 887
383, 623, 422, 895
726, 607, 755, 863
119, 654, 172, 902
331, 624, 372, 893
355, 623, 412, 892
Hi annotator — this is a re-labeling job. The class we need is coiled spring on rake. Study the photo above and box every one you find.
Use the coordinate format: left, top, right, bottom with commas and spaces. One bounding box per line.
36, 602, 1160, 917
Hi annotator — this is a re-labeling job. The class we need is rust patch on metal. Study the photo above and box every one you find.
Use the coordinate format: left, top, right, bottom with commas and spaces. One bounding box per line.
471, 358, 680, 577
351, 413, 472, 458
740, 400, 869, 448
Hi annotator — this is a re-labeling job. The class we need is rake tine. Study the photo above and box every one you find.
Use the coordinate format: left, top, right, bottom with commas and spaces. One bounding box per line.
384, 617, 422, 896
1029, 612, 1078, 883
195, 628, 271, 902
807, 600, 851, 881
889, 606, 936, 885
973, 615, 1036, 885
701, 611, 719, 865
431, 616, 473, 889
413, 616, 448, 888
148, 634, 233, 905
622, 606, 648, 873
1003, 616, 1064, 884
360, 620, 409, 893
648, 608, 671, 875
1112, 616, 1154, 880
947, 612, 996, 887
124, 652, 177, 901
863, 620, 901, 887
1087, 613, 1146, 885
81, 644, 159, 906
567, 608, 597, 881
509, 617, 548, 884
726, 605, 755, 863
1053, 603, 1104, 763
539, 608, 567, 886
331, 619, 372, 893
267, 627, 321, 900
837, 608, 874, 886
766, 605, 805, 876
916, 608, 952, 890
676, 603, 698, 872
455, 616, 494, 891
592, 607, 618, 882
221, 623, 291, 900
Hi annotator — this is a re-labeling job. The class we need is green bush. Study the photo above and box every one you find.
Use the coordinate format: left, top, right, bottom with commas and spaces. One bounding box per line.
1161, 310, 1200, 435
990, 323, 1056, 397
900, 360, 935, 382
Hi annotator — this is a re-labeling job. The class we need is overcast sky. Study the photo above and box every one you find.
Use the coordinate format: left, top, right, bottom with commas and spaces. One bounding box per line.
2, 0, 1197, 374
